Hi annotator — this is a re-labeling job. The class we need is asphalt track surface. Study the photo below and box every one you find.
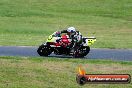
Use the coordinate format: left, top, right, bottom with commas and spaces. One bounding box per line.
0, 46, 132, 61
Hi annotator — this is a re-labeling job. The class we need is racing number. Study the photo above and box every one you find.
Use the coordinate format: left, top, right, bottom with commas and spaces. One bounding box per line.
48, 35, 53, 40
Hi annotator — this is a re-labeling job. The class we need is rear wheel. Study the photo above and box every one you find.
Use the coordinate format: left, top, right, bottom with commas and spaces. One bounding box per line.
80, 46, 90, 57
37, 44, 53, 56
73, 50, 80, 58
73, 46, 90, 58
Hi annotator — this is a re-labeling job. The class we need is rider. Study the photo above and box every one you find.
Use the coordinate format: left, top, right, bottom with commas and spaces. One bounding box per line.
56, 27, 82, 49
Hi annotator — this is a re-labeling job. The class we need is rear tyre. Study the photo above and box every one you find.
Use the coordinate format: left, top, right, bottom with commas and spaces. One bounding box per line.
73, 46, 90, 58
73, 50, 79, 58
37, 44, 52, 56
80, 46, 90, 57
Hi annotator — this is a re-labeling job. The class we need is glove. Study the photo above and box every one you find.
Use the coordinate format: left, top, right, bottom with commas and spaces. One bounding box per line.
56, 38, 61, 42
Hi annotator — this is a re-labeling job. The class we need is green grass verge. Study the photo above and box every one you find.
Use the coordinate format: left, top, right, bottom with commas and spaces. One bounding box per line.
0, 56, 132, 88
0, 0, 132, 48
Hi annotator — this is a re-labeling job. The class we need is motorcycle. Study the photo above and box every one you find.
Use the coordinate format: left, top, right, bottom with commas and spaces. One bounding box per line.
37, 31, 96, 58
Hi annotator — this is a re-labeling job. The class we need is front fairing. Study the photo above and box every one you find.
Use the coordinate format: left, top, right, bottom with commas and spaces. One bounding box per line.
46, 32, 61, 43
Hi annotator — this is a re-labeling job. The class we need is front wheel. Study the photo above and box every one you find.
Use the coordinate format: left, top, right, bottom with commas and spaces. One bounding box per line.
37, 44, 53, 56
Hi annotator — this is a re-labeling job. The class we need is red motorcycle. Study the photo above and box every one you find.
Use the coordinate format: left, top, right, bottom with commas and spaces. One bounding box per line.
37, 31, 96, 58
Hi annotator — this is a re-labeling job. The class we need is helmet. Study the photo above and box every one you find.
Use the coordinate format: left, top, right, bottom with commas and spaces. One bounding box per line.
67, 27, 76, 37
67, 27, 76, 33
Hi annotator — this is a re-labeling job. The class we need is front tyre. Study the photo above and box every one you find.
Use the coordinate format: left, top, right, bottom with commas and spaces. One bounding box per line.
37, 44, 52, 56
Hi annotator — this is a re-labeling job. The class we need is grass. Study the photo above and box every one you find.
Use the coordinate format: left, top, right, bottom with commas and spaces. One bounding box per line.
0, 56, 132, 88
0, 0, 131, 48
